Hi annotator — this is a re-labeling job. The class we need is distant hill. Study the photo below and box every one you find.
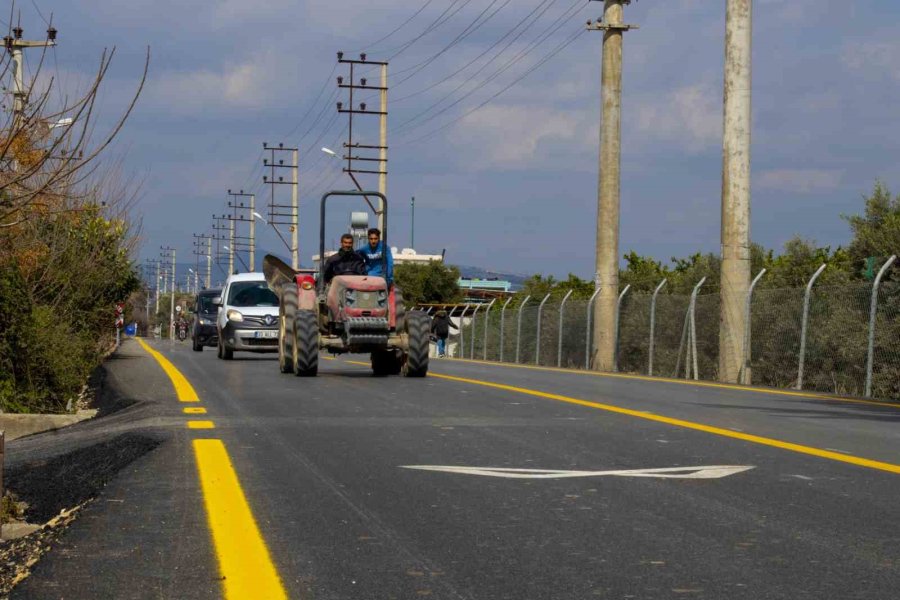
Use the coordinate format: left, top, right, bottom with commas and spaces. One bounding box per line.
453, 264, 530, 290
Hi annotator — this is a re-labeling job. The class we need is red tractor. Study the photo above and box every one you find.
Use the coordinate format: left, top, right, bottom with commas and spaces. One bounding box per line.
263, 191, 430, 377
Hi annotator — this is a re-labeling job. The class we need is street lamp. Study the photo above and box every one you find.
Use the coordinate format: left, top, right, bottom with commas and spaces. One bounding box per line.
252, 211, 268, 225
321, 147, 337, 157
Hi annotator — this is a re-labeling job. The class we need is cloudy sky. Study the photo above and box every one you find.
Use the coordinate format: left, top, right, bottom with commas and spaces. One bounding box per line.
19, 0, 900, 279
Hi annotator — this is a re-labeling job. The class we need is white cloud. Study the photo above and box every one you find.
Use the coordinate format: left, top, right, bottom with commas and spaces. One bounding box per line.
757, 169, 842, 194
634, 83, 721, 152
447, 104, 592, 169
144, 49, 289, 115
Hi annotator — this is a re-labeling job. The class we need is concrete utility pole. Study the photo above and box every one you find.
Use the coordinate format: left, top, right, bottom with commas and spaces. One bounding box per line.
718, 0, 753, 383
411, 196, 415, 249
378, 63, 388, 232
206, 236, 212, 288
3, 25, 57, 130
227, 190, 256, 271
154, 260, 160, 317
337, 53, 389, 231
262, 144, 300, 269
161, 246, 176, 339
588, 1, 637, 371
192, 233, 214, 289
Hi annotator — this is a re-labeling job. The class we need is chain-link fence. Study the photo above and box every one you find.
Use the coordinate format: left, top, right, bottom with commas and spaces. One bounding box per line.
439, 273, 900, 401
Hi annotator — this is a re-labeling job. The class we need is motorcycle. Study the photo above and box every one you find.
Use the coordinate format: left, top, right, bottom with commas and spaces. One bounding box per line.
177, 322, 188, 342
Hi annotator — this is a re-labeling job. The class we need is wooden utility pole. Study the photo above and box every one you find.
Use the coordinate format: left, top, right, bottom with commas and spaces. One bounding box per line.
588, 1, 637, 371
719, 0, 753, 383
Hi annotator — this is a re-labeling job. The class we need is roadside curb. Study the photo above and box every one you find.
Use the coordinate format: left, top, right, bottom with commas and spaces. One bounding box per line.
0, 410, 98, 442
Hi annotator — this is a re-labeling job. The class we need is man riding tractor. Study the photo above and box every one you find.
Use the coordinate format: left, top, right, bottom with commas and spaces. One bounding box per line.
264, 190, 430, 377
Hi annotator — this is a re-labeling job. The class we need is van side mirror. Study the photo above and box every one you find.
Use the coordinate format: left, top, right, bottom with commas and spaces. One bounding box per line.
212, 297, 222, 306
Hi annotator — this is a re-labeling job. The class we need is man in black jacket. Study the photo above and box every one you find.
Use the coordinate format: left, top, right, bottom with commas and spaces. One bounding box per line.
324, 234, 367, 284
430, 310, 458, 358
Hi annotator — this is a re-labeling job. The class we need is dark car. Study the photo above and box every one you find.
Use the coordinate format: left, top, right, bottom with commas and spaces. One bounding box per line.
192, 288, 222, 351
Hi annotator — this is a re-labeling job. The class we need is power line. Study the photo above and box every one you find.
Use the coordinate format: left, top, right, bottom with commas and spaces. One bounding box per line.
283, 62, 337, 140
384, 0, 475, 61
393, 0, 585, 135
350, 0, 439, 54
392, 0, 560, 104
404, 26, 586, 145
391, 0, 513, 87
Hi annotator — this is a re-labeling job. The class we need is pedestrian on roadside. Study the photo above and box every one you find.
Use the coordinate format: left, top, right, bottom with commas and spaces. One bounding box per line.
430, 310, 458, 358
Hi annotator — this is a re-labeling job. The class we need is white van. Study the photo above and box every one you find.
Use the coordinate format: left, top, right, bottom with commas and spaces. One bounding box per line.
214, 272, 280, 359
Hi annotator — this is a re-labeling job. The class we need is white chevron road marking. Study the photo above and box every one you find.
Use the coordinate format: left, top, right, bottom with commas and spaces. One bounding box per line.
399, 465, 755, 479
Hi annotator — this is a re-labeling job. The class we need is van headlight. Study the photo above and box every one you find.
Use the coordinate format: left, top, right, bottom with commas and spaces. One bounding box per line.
226, 309, 244, 322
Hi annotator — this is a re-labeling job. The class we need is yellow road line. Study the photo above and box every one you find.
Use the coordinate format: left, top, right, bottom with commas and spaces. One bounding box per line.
136, 338, 199, 402
426, 372, 900, 475
184, 407, 208, 415
188, 420, 215, 429
194, 439, 288, 600
444, 357, 900, 410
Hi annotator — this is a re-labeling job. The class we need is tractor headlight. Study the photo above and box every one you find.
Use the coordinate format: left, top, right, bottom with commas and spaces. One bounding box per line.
344, 289, 356, 305
377, 290, 387, 306
200, 318, 213, 325
226, 309, 244, 322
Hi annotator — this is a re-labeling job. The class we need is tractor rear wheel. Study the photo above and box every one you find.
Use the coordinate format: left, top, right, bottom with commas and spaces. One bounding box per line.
293, 309, 319, 377
403, 312, 430, 377
279, 283, 297, 374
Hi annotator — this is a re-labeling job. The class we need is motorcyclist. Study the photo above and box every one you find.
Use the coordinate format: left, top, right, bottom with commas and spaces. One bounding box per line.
359, 228, 393, 283
324, 234, 367, 284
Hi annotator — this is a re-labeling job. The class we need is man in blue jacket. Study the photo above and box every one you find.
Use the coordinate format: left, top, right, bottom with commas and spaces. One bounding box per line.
360, 227, 394, 283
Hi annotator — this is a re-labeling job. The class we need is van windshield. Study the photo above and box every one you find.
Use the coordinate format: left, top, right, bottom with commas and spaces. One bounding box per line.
227, 282, 278, 308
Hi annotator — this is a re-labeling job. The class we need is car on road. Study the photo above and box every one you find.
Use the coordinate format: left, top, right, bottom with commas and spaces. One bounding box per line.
191, 288, 222, 351
215, 273, 280, 360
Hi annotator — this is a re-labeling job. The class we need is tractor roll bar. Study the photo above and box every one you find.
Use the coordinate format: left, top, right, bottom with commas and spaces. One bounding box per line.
319, 190, 388, 293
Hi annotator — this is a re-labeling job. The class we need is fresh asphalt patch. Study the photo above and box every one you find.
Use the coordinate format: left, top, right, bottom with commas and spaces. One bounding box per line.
5, 432, 162, 523
0, 339, 187, 597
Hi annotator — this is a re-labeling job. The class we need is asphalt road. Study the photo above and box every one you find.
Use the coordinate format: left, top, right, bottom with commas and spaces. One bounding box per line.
13, 338, 900, 599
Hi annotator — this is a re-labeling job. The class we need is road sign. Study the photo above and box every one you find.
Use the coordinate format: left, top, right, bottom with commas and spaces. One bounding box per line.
400, 465, 755, 480
175, 305, 183, 313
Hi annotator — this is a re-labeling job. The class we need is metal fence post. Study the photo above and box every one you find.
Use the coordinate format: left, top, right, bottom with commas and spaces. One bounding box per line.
483, 299, 496, 361
535, 293, 552, 365
585, 287, 602, 369
740, 269, 766, 385
688, 277, 707, 380
648, 278, 667, 376
515, 296, 531, 364
557, 290, 574, 368
865, 255, 896, 397
458, 304, 469, 359
469, 304, 481, 359
499, 297, 513, 362
797, 264, 826, 390
613, 285, 631, 372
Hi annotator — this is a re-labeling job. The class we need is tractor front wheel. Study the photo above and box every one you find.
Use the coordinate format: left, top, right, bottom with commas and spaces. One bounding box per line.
402, 312, 430, 377
293, 309, 319, 377
279, 283, 297, 374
